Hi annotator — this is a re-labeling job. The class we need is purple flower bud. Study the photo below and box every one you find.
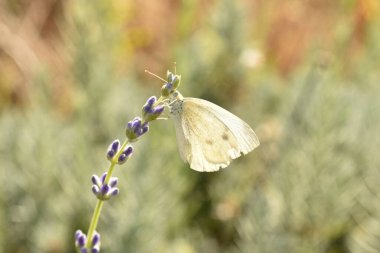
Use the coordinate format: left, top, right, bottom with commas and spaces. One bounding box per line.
109, 177, 118, 188
106, 149, 115, 160
126, 117, 144, 141
148, 96, 157, 105
143, 96, 157, 112
75, 232, 86, 247
101, 173, 107, 183
111, 139, 120, 151
74, 229, 83, 240
109, 188, 119, 197
106, 139, 120, 160
81, 248, 88, 253
75, 230, 84, 240
142, 100, 164, 122
123, 146, 134, 157
78, 237, 86, 247
143, 107, 153, 114
92, 233, 100, 246
91, 248, 99, 253
132, 117, 142, 129
143, 96, 157, 113
118, 153, 127, 164
141, 122, 149, 135
92, 185, 100, 195
101, 184, 110, 195
91, 175, 101, 187
118, 145, 133, 164
153, 105, 164, 115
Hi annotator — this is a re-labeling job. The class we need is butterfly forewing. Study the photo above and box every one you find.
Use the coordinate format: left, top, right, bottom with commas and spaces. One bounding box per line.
172, 97, 259, 172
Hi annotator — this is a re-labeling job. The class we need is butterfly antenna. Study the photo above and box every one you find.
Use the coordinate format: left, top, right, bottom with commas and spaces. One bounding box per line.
145, 70, 167, 83
174, 62, 177, 75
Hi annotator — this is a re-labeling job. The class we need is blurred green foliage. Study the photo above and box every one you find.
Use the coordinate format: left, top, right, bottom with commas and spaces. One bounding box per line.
1, 0, 380, 252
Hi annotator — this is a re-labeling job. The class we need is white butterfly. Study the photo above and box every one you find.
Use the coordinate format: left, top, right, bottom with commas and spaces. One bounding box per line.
146, 69, 259, 172
168, 91, 259, 172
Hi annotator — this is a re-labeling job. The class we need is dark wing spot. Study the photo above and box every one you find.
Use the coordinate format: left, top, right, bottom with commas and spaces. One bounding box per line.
222, 132, 229, 141
206, 139, 213, 145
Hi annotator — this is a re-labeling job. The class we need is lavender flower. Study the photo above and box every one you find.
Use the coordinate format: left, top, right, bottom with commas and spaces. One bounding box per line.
91, 172, 119, 201
141, 96, 165, 122
75, 70, 179, 252
75, 230, 100, 253
126, 117, 149, 141
161, 71, 181, 96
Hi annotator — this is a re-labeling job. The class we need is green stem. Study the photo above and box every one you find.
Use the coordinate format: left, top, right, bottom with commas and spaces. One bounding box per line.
85, 139, 129, 248
85, 199, 104, 248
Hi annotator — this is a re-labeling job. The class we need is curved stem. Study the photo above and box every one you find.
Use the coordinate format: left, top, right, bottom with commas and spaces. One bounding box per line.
85, 199, 104, 248
85, 139, 129, 248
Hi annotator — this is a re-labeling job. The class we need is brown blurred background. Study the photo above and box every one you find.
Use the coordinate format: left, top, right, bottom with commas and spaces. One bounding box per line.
1, 0, 380, 252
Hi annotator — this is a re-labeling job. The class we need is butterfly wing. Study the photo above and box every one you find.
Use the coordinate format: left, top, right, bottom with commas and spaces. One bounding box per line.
172, 97, 259, 172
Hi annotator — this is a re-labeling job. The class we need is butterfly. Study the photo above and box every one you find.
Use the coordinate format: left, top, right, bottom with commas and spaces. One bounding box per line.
146, 69, 259, 172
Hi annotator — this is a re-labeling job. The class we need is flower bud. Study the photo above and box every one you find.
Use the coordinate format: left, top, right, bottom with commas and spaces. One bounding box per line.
106, 139, 120, 161
118, 145, 133, 164
172, 75, 181, 89
92, 185, 100, 195
126, 117, 143, 141
109, 177, 118, 188
91, 175, 101, 187
161, 85, 170, 96
167, 70, 174, 83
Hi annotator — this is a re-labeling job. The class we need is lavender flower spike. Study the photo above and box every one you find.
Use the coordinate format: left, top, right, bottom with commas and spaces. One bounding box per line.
91, 173, 119, 201
161, 70, 181, 96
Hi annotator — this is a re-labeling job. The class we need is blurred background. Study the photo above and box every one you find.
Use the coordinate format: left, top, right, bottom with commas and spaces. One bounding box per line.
1, 0, 380, 252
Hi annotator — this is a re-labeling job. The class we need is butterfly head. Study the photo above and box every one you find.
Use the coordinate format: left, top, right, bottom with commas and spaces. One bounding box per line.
168, 90, 184, 104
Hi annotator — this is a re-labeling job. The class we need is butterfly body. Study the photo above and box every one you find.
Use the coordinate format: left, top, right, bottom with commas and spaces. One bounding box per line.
168, 91, 259, 172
